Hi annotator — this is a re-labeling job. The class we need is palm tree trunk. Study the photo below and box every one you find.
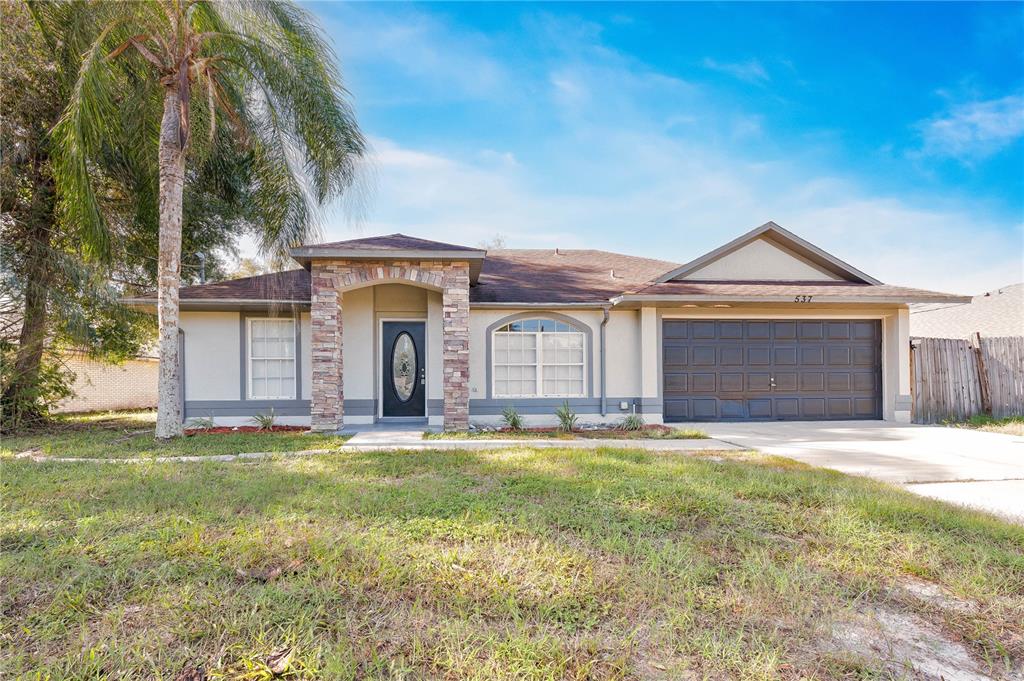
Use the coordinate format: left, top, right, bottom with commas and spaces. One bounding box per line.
1, 224, 51, 430
155, 88, 186, 439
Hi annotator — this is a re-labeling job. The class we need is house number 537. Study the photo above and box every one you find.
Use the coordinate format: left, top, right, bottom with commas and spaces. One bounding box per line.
794, 295, 813, 303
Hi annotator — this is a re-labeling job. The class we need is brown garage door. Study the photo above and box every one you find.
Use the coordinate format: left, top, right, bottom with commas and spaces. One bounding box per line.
662, 319, 882, 421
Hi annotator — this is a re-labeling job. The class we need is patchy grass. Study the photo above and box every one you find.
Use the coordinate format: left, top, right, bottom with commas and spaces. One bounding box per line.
946, 414, 1024, 437
425, 426, 709, 441
2, 447, 1022, 679
0, 410, 348, 460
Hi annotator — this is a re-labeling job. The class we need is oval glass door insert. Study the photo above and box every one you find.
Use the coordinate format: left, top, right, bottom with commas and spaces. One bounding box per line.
392, 332, 416, 402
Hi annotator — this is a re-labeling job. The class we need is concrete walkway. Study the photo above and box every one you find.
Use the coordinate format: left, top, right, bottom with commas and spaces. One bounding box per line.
693, 421, 1024, 521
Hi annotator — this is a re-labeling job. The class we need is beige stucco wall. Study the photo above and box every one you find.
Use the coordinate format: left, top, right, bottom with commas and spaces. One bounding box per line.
681, 238, 842, 281
55, 353, 159, 413
341, 286, 374, 400
181, 311, 241, 401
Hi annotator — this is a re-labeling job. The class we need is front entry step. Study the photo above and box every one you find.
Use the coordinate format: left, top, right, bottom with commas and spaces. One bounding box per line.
346, 428, 426, 446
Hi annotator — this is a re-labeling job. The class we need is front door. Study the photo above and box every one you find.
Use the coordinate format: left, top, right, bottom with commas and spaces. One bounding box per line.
382, 321, 426, 417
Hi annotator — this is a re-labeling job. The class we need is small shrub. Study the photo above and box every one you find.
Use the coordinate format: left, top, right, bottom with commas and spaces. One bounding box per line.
618, 413, 645, 431
501, 406, 523, 431
555, 401, 578, 432
251, 409, 276, 431
189, 415, 215, 431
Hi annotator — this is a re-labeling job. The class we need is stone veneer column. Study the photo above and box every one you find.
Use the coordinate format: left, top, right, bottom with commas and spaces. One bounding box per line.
441, 262, 471, 431
310, 261, 343, 431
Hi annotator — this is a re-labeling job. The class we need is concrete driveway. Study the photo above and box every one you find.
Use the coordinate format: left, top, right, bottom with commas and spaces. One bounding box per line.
693, 421, 1024, 522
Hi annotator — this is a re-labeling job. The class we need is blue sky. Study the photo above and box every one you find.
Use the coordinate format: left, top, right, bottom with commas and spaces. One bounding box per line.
303, 1, 1024, 293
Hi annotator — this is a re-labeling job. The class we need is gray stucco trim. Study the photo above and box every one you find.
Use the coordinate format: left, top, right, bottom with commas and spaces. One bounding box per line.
469, 397, 653, 416
240, 309, 302, 403
484, 311, 595, 400
184, 398, 376, 418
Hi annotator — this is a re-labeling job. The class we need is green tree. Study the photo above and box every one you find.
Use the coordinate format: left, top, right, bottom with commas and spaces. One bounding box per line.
47, 0, 366, 437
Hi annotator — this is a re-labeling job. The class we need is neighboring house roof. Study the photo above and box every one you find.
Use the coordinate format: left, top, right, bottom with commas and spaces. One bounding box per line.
126, 222, 971, 308
910, 283, 1024, 338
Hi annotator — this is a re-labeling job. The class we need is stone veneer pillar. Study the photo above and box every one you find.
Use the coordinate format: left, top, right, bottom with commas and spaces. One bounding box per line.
306, 258, 472, 432
441, 262, 471, 431
310, 262, 343, 432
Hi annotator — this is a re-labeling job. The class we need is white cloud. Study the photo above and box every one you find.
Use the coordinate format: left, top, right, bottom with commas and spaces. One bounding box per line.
919, 94, 1024, 161
702, 57, 770, 84
317, 134, 1022, 295
307, 8, 1022, 295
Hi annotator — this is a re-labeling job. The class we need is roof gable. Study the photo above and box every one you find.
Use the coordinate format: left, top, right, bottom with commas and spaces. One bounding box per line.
656, 221, 881, 285
299, 233, 481, 252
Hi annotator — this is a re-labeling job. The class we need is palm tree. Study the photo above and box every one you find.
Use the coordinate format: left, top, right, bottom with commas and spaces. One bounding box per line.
45, 0, 366, 438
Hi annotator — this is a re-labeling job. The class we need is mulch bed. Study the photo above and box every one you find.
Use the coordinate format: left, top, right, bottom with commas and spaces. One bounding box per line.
185, 426, 308, 436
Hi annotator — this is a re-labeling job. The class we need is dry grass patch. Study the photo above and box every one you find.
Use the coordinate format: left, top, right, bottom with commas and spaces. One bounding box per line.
2, 446, 1022, 679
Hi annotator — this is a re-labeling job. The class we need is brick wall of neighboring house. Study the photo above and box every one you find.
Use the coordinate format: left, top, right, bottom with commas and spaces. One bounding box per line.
55, 353, 159, 413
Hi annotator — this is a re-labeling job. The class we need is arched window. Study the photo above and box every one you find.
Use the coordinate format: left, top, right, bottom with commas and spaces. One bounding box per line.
492, 318, 585, 398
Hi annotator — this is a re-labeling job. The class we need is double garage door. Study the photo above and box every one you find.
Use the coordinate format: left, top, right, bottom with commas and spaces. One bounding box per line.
663, 319, 882, 421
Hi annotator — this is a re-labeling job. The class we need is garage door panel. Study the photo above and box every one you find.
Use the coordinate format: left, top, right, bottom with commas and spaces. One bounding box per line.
663, 346, 688, 368
664, 398, 689, 420
692, 321, 716, 339
801, 398, 826, 417
800, 346, 825, 365
720, 321, 743, 339
747, 321, 771, 339
774, 346, 798, 365
748, 346, 771, 365
691, 373, 716, 392
720, 346, 744, 366
800, 372, 825, 391
827, 372, 852, 391
663, 318, 881, 422
663, 321, 688, 339
692, 346, 716, 366
748, 399, 773, 418
720, 373, 744, 392
773, 321, 797, 339
773, 372, 798, 391
692, 399, 717, 419
664, 373, 688, 392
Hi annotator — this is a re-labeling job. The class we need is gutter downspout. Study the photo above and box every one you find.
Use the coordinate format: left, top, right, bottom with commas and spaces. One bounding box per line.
600, 306, 610, 417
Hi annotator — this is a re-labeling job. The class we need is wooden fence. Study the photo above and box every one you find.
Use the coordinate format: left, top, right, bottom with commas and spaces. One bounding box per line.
911, 335, 1024, 423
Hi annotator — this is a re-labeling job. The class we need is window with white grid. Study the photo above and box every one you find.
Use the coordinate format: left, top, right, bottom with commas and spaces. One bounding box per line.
492, 319, 585, 398
248, 318, 296, 400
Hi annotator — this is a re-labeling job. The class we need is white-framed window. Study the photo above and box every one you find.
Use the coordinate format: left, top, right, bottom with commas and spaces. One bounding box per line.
248, 318, 296, 400
492, 318, 585, 398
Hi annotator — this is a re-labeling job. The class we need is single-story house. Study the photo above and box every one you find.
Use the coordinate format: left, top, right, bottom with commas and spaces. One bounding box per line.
129, 221, 969, 430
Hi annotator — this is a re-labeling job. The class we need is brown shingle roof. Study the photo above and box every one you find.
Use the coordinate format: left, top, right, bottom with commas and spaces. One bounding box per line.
470, 249, 678, 304
177, 269, 310, 302
625, 280, 968, 303
164, 247, 967, 306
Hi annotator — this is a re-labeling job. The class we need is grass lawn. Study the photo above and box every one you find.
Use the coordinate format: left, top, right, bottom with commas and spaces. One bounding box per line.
2, 447, 1022, 679
425, 426, 708, 440
0, 411, 349, 460
947, 414, 1024, 437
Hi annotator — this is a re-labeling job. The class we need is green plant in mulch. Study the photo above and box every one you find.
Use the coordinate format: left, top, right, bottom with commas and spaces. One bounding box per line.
555, 401, 578, 433
500, 406, 524, 431
251, 409, 277, 431
618, 413, 645, 431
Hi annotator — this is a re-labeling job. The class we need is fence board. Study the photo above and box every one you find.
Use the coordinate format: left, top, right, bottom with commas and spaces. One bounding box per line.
912, 335, 1024, 423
